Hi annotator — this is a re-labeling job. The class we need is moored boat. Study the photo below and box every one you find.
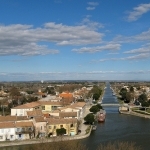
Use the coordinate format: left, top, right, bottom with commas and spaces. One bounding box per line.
97, 109, 106, 122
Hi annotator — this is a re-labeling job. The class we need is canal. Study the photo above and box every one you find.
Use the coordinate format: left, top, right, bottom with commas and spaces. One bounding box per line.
82, 82, 150, 150
1, 82, 150, 150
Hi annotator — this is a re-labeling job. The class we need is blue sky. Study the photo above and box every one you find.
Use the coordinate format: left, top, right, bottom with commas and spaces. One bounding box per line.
0, 0, 150, 81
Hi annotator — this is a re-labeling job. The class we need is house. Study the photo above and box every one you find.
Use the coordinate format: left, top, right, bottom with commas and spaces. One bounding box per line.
46, 118, 78, 136
0, 122, 16, 141
71, 102, 86, 118
59, 112, 77, 119
58, 106, 80, 119
59, 92, 74, 105
33, 117, 47, 138
26, 110, 43, 119
11, 102, 41, 116
49, 109, 60, 118
38, 101, 63, 112
15, 121, 34, 140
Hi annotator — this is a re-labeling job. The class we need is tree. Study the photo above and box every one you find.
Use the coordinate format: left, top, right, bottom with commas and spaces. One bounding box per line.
88, 85, 102, 100
130, 86, 134, 92
119, 88, 127, 100
125, 92, 132, 103
56, 128, 66, 136
84, 113, 95, 124
93, 93, 100, 100
138, 93, 147, 102
89, 105, 100, 114
96, 104, 103, 110
9, 87, 20, 98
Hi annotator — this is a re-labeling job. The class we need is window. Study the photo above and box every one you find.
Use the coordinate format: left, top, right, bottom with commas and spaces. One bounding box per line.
19, 134, 22, 138
0, 136, 3, 139
49, 126, 52, 129
70, 124, 74, 127
42, 106, 45, 110
41, 126, 42, 130
17, 128, 20, 132
10, 135, 14, 139
54, 126, 56, 129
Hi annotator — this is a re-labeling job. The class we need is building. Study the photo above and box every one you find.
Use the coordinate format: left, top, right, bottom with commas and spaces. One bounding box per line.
11, 102, 41, 116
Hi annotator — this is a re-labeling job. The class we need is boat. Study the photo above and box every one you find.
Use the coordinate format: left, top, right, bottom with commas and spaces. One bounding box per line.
97, 109, 106, 122
92, 125, 97, 130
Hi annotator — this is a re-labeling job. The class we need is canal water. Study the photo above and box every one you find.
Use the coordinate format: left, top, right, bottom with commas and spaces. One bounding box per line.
1, 83, 150, 150
82, 82, 150, 150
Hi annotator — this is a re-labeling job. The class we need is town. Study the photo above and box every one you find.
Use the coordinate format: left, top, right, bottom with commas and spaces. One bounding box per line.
0, 81, 150, 145
0, 81, 104, 142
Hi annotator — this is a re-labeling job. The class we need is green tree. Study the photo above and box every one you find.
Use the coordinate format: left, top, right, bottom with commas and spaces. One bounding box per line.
93, 93, 100, 100
84, 113, 95, 124
89, 105, 100, 114
96, 104, 103, 110
138, 93, 147, 102
119, 88, 127, 100
56, 128, 66, 136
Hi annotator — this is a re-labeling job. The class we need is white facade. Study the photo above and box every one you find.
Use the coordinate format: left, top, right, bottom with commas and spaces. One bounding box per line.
11, 108, 33, 116
0, 128, 16, 141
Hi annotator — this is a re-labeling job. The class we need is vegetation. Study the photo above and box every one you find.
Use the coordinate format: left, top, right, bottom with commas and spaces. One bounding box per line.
89, 104, 103, 114
89, 105, 100, 114
88, 85, 102, 101
84, 113, 95, 124
56, 128, 66, 136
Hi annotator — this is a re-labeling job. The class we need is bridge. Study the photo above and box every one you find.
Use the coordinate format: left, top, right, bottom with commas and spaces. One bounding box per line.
101, 103, 121, 107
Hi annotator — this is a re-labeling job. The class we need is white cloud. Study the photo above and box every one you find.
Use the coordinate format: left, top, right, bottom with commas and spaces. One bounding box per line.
72, 44, 121, 53
86, 2, 99, 10
88, 2, 99, 6
121, 53, 150, 60
86, 7, 95, 10
124, 47, 150, 54
81, 16, 104, 30
112, 28, 150, 44
0, 22, 103, 56
127, 3, 150, 21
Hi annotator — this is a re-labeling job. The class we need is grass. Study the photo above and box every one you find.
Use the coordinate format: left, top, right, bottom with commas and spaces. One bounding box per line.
85, 125, 91, 134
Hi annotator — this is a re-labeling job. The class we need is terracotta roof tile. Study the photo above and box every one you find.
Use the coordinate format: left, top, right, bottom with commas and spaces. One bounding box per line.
15, 121, 33, 127
0, 116, 28, 122
71, 102, 86, 107
12, 102, 41, 109
47, 118, 77, 125
59, 112, 77, 118
34, 117, 47, 122
0, 122, 15, 128
26, 110, 43, 117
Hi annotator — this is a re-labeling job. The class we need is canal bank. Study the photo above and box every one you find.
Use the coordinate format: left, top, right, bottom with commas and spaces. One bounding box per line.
0, 105, 93, 148
82, 83, 150, 150
120, 109, 150, 119
0, 125, 92, 148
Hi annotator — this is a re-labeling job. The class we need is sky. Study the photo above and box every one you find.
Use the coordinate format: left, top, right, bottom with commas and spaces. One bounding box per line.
0, 0, 150, 81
